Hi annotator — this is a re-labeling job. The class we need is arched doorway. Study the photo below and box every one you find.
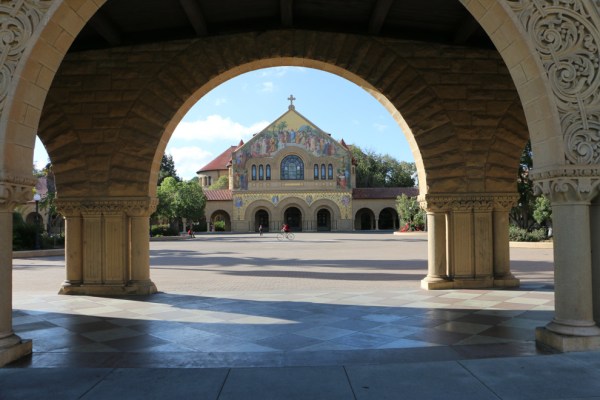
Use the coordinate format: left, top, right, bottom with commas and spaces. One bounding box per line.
255, 209, 269, 232
284, 207, 302, 231
354, 208, 375, 231
317, 208, 331, 231
210, 211, 231, 232
379, 208, 399, 230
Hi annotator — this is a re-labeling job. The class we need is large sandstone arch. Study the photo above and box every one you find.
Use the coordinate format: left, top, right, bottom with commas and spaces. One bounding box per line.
2, 0, 600, 366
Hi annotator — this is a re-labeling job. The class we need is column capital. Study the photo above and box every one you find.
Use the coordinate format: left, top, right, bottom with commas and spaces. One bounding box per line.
0, 175, 37, 212
531, 166, 600, 203
418, 193, 518, 212
56, 197, 158, 217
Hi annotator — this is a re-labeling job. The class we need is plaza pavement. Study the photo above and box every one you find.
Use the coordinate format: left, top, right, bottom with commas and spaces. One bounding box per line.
3, 231, 600, 399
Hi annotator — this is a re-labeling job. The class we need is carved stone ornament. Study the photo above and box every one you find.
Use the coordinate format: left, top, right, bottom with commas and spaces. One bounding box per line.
507, 1, 600, 165
418, 193, 518, 213
56, 197, 159, 217
532, 166, 600, 202
0, 175, 38, 211
0, 0, 52, 113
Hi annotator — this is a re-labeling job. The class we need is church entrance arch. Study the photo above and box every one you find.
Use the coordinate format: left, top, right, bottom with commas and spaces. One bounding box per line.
284, 207, 302, 232
317, 209, 331, 231
379, 208, 399, 231
255, 210, 269, 233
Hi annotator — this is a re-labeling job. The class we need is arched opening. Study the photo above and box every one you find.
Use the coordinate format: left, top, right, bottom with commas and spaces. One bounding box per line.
255, 209, 269, 233
210, 210, 231, 232
355, 208, 375, 231
316, 208, 331, 231
284, 206, 302, 231
379, 208, 399, 231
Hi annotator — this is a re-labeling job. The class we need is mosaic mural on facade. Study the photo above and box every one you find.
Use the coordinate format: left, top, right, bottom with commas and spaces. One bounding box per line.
231, 110, 353, 191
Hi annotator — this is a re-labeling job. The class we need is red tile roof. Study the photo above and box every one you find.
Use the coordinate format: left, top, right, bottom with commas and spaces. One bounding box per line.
196, 146, 237, 173
352, 187, 419, 199
204, 189, 232, 201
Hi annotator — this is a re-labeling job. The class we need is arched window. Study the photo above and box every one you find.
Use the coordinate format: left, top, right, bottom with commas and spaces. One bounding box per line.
314, 164, 319, 180
281, 155, 304, 180
266, 164, 271, 180
259, 165, 264, 180
251, 165, 257, 180
328, 164, 333, 180
321, 164, 326, 180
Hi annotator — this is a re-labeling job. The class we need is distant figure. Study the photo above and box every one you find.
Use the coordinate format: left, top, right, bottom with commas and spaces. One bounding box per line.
259, 224, 263, 236
281, 223, 290, 238
187, 227, 195, 238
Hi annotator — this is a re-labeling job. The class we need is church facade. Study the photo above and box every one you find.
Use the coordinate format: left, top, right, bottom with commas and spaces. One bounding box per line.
197, 99, 417, 233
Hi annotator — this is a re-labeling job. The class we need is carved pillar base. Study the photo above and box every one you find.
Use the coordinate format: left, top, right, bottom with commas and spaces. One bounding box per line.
0, 335, 32, 367
536, 327, 600, 352
59, 282, 156, 296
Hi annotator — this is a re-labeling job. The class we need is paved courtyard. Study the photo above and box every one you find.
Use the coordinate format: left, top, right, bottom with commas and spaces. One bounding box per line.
9, 231, 556, 369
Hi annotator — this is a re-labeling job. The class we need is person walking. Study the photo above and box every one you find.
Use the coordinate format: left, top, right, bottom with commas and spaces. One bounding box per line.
259, 224, 263, 236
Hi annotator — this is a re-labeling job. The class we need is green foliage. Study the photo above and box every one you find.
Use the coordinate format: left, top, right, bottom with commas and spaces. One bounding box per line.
154, 177, 206, 223
41, 232, 64, 249
533, 195, 552, 226
508, 226, 547, 242
208, 175, 229, 190
350, 145, 415, 188
510, 141, 538, 229
396, 194, 425, 230
213, 220, 226, 231
158, 154, 181, 186
150, 224, 179, 237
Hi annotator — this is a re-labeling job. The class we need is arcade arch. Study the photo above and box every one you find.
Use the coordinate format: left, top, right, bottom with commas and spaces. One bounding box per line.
2, 0, 600, 366
209, 210, 231, 232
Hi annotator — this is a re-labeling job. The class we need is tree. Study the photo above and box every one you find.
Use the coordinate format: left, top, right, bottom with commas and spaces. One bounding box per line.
208, 176, 229, 190
350, 145, 415, 187
158, 154, 180, 185
396, 194, 425, 231
533, 195, 552, 229
153, 177, 206, 228
510, 141, 539, 230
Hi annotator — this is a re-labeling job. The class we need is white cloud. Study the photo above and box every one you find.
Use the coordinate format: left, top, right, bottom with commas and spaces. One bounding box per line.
215, 97, 227, 106
260, 67, 290, 78
166, 146, 215, 180
260, 81, 275, 92
373, 122, 387, 132
172, 115, 269, 143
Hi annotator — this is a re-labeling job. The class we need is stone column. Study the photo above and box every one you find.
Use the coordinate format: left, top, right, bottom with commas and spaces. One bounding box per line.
0, 179, 34, 366
127, 198, 158, 295
421, 193, 519, 290
420, 196, 452, 289
592, 197, 600, 326
59, 205, 83, 292
57, 198, 158, 296
493, 195, 520, 287
534, 176, 600, 351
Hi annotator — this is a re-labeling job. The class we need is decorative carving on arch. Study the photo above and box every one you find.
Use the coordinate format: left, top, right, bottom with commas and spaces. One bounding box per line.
0, 0, 52, 113
0, 176, 37, 211
532, 166, 600, 202
507, 1, 600, 165
419, 193, 518, 212
56, 197, 159, 217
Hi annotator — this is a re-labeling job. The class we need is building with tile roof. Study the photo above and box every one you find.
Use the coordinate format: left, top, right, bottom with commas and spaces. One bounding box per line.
198, 99, 415, 232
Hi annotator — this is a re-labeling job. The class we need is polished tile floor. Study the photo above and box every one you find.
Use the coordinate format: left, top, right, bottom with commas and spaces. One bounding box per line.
10, 232, 556, 368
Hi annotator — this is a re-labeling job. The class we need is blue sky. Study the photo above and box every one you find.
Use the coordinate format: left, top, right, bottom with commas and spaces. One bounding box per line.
34, 67, 414, 180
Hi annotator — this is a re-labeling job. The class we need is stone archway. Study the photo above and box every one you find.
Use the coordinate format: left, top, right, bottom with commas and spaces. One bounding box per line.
3, 0, 600, 366
316, 208, 331, 231
210, 210, 231, 232
355, 208, 376, 231
378, 208, 399, 231
255, 209, 269, 233
283, 206, 302, 231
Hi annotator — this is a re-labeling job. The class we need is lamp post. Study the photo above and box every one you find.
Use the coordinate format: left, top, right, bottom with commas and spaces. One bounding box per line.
33, 193, 41, 250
